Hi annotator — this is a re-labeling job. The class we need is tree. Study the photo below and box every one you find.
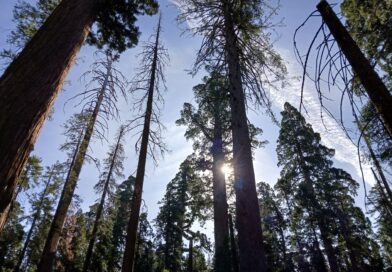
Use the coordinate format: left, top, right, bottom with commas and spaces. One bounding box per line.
122, 15, 168, 272
0, 0, 158, 229
14, 162, 65, 272
82, 126, 126, 272
277, 102, 382, 271
176, 71, 232, 272
155, 158, 210, 272
38, 52, 127, 271
109, 176, 135, 271
176, 1, 286, 270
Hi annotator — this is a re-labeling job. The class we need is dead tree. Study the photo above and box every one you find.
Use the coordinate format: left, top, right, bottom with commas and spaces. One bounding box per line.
122, 15, 168, 272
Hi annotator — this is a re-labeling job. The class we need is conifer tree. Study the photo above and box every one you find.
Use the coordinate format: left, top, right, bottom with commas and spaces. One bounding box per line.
0, 0, 158, 227
277, 102, 382, 271
39, 58, 127, 271
176, 1, 286, 269
122, 15, 169, 272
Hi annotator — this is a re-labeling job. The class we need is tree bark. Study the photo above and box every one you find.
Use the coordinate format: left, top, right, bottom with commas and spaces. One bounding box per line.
38, 68, 109, 271
0, 0, 96, 231
121, 18, 161, 272
317, 0, 392, 136
14, 170, 55, 272
82, 128, 124, 272
222, 2, 267, 271
212, 111, 231, 272
228, 214, 239, 272
187, 238, 193, 272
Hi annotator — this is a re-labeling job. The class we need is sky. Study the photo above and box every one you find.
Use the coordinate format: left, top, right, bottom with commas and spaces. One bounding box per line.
0, 0, 376, 232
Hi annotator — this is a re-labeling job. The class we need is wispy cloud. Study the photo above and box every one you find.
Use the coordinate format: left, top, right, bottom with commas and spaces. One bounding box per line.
270, 47, 373, 185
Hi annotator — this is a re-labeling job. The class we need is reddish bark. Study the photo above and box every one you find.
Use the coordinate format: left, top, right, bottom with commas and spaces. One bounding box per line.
0, 0, 96, 234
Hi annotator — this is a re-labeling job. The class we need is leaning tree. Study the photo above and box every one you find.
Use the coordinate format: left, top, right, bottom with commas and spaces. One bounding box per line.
0, 0, 158, 228
38, 52, 127, 271
122, 15, 169, 272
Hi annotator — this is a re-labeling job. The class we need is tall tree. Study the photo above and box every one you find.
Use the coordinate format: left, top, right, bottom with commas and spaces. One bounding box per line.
176, 1, 286, 270
277, 102, 381, 271
122, 15, 168, 272
38, 53, 127, 271
0, 0, 158, 228
176, 71, 232, 272
82, 126, 126, 272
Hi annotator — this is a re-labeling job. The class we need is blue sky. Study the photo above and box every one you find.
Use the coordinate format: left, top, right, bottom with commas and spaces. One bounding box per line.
0, 0, 374, 230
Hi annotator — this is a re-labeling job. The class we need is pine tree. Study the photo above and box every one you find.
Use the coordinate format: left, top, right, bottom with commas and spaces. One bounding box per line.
0, 0, 158, 229
38, 53, 127, 271
176, 1, 286, 269
122, 15, 169, 272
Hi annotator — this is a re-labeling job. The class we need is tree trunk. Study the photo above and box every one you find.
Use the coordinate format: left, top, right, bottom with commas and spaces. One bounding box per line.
14, 170, 55, 272
82, 128, 124, 272
310, 225, 328, 272
222, 2, 267, 271
38, 72, 108, 272
0, 0, 96, 230
317, 0, 392, 136
228, 214, 239, 272
187, 238, 193, 272
212, 114, 231, 272
121, 18, 161, 272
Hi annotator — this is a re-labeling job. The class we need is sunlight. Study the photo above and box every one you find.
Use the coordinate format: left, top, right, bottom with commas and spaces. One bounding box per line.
221, 164, 233, 176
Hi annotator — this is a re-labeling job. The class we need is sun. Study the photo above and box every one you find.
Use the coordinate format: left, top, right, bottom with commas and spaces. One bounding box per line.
221, 164, 233, 176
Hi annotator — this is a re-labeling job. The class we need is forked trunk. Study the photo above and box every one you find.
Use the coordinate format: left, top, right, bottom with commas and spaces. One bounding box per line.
38, 77, 108, 271
0, 0, 96, 231
121, 19, 161, 272
82, 128, 124, 272
317, 0, 392, 135
14, 170, 55, 272
222, 2, 267, 271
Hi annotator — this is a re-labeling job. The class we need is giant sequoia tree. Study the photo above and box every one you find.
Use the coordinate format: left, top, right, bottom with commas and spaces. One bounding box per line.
122, 16, 168, 272
276, 102, 382, 271
176, 1, 286, 270
0, 0, 158, 228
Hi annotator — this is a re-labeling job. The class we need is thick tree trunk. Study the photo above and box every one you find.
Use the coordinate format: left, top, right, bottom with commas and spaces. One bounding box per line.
83, 128, 123, 272
317, 0, 392, 136
212, 119, 231, 272
14, 170, 55, 272
38, 76, 108, 272
0, 0, 96, 230
222, 2, 267, 271
121, 19, 160, 272
228, 214, 239, 272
